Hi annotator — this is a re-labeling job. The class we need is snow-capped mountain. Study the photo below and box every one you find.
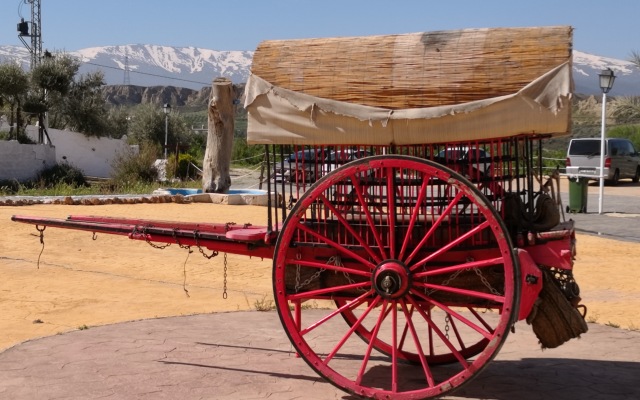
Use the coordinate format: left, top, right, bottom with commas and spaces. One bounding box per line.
572, 51, 639, 96
0, 44, 253, 90
1, 44, 639, 95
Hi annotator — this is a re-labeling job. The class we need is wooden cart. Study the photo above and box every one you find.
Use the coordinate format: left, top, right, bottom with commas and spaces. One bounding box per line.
13, 26, 588, 399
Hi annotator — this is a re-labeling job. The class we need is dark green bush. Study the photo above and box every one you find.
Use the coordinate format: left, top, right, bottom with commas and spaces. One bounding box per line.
34, 163, 88, 188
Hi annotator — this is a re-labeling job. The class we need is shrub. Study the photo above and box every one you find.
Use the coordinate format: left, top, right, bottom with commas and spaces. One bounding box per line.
607, 124, 640, 151
34, 163, 88, 188
231, 137, 264, 166
111, 143, 160, 186
167, 153, 202, 181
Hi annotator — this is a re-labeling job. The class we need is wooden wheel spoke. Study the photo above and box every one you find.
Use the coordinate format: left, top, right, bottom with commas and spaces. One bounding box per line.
325, 297, 383, 366
300, 290, 375, 336
398, 178, 429, 260
404, 191, 465, 266
295, 222, 375, 269
355, 300, 389, 385
397, 304, 415, 352
406, 296, 470, 368
285, 258, 371, 278
287, 281, 371, 301
399, 300, 436, 387
416, 281, 504, 304
411, 290, 494, 340
391, 303, 398, 392
349, 173, 388, 260
317, 193, 382, 264
410, 220, 491, 272
469, 307, 496, 334
447, 313, 466, 350
386, 167, 397, 259
414, 256, 504, 279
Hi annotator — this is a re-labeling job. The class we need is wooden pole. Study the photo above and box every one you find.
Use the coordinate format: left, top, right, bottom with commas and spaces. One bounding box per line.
202, 77, 235, 193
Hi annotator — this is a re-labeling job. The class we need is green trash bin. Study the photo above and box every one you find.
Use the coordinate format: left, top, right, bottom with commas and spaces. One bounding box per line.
567, 176, 588, 213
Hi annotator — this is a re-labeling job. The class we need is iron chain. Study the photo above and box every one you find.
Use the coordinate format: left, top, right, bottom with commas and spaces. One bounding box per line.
223, 252, 228, 299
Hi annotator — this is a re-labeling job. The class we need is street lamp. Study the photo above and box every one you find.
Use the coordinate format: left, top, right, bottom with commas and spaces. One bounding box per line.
597, 68, 616, 215
163, 103, 171, 160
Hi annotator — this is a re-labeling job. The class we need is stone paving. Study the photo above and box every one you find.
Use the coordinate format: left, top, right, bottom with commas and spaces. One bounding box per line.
0, 311, 638, 400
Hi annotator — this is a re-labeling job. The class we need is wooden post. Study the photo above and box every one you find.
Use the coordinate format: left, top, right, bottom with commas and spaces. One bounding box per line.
202, 77, 235, 193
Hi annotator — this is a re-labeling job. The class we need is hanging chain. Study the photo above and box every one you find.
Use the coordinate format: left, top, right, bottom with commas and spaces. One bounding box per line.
172, 228, 191, 250
337, 255, 367, 293
134, 225, 172, 250
474, 267, 501, 296
172, 228, 193, 298
33, 225, 46, 269
294, 253, 327, 293
222, 253, 228, 299
428, 267, 465, 295
193, 230, 218, 259
294, 253, 302, 292
444, 314, 451, 340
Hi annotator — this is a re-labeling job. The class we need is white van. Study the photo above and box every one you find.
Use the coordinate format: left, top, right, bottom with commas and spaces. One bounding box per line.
566, 138, 640, 184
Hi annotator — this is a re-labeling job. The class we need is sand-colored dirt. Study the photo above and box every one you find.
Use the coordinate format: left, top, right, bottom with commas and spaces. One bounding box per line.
1, 197, 639, 352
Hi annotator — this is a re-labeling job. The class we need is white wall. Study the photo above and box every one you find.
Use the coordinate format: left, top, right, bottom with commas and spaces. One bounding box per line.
0, 140, 56, 181
26, 126, 131, 178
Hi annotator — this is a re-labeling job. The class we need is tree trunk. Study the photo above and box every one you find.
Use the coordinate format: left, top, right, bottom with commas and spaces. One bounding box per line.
202, 77, 235, 193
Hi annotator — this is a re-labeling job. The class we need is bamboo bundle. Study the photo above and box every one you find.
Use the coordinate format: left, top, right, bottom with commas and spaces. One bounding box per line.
251, 26, 572, 109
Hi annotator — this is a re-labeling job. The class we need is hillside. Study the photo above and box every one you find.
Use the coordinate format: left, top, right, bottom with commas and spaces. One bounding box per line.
1, 44, 638, 95
100, 83, 246, 109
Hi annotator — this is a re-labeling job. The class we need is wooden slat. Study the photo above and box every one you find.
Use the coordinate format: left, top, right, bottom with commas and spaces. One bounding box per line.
251, 26, 572, 109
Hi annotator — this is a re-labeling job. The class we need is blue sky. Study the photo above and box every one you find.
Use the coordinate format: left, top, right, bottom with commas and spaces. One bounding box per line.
2, 0, 638, 60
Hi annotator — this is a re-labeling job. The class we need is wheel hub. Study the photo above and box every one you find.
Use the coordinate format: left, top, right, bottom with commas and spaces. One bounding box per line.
372, 260, 411, 299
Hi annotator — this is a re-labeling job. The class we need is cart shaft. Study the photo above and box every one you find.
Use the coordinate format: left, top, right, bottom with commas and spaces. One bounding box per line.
12, 215, 275, 259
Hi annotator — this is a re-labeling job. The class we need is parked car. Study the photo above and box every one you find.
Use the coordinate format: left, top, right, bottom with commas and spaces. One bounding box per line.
274, 149, 325, 183
434, 147, 492, 177
325, 149, 372, 172
566, 138, 640, 185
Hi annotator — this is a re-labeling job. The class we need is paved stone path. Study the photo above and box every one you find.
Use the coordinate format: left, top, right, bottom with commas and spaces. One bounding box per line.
0, 311, 638, 399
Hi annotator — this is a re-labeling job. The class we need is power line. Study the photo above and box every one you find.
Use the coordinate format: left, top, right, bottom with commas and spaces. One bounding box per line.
83, 61, 212, 86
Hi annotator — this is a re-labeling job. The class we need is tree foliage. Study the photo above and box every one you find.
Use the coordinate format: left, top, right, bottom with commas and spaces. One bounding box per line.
126, 103, 190, 151
0, 62, 29, 139
607, 125, 640, 150
30, 54, 79, 95
110, 142, 160, 184
49, 71, 109, 135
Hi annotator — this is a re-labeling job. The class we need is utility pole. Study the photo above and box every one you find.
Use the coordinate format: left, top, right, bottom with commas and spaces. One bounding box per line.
123, 47, 131, 85
17, 0, 42, 70
17, 0, 49, 145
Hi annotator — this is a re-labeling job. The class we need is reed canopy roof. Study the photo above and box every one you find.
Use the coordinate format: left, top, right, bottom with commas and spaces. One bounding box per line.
245, 26, 573, 145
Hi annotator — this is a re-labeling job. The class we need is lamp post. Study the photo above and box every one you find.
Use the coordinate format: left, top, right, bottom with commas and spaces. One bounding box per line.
163, 103, 171, 160
597, 68, 616, 215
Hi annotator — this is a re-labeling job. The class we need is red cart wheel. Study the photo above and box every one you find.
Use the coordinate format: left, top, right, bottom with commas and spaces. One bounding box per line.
273, 155, 519, 399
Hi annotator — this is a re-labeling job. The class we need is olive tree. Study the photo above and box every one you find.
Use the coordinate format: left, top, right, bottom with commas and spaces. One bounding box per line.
30, 53, 113, 137
127, 103, 190, 153
0, 62, 29, 140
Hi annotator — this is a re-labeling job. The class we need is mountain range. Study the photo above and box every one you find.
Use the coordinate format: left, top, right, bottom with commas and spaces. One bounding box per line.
1, 43, 639, 96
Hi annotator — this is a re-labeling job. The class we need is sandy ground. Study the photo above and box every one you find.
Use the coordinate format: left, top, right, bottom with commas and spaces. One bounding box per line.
1, 175, 640, 352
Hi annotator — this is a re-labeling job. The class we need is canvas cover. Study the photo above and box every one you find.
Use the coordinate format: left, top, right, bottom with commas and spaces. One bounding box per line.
245, 26, 573, 145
